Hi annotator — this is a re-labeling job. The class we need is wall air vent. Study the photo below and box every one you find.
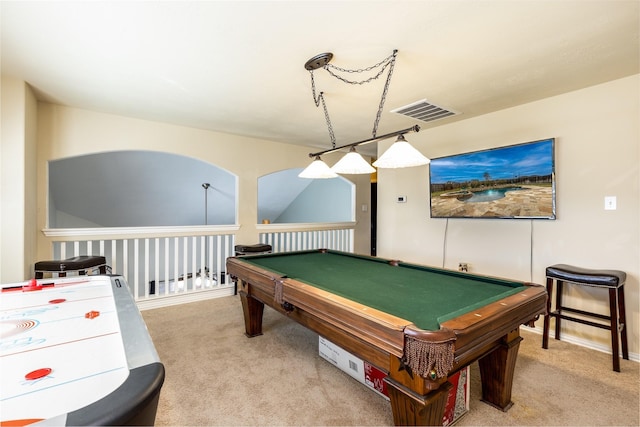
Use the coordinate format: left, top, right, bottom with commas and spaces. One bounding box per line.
391, 99, 459, 123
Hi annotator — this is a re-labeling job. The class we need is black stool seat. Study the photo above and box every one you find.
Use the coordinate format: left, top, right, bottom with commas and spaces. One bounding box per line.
542, 264, 628, 372
546, 264, 626, 288
235, 244, 272, 254
35, 256, 108, 279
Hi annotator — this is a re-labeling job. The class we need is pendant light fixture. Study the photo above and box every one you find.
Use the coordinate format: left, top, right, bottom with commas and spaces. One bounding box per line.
299, 49, 429, 178
298, 155, 338, 179
373, 134, 430, 168
331, 146, 375, 174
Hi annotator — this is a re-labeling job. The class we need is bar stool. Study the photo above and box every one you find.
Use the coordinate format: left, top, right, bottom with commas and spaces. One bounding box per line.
234, 244, 272, 256
542, 264, 628, 372
233, 244, 272, 294
35, 256, 108, 279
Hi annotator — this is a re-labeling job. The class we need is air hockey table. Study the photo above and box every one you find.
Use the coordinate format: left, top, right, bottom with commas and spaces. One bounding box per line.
1, 275, 165, 426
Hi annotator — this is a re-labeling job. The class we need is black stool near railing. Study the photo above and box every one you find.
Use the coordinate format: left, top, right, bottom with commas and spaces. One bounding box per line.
35, 256, 108, 279
234, 244, 272, 256
232, 244, 272, 295
542, 264, 628, 372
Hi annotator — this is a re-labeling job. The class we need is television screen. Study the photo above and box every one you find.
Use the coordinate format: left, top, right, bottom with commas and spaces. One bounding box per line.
429, 138, 556, 219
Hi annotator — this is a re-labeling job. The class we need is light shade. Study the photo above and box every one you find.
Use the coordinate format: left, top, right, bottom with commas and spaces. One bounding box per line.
331, 147, 376, 174
298, 156, 338, 179
372, 134, 430, 168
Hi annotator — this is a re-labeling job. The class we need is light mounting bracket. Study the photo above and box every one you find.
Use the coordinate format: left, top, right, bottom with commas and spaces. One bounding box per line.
304, 52, 333, 70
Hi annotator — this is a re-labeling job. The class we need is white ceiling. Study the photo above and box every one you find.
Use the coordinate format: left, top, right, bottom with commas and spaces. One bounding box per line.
2, 1, 638, 157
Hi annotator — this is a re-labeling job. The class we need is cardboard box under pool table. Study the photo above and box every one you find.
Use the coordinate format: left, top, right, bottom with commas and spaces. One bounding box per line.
319, 336, 469, 425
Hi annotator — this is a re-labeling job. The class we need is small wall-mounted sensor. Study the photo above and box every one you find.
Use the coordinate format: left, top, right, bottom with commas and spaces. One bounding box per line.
397, 196, 407, 203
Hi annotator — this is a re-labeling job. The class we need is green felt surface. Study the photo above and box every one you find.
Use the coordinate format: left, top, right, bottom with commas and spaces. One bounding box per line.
243, 250, 525, 331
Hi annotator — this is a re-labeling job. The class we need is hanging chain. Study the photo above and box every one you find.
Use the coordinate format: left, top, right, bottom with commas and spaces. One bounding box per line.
309, 50, 397, 144
310, 71, 336, 148
325, 50, 396, 85
371, 51, 397, 138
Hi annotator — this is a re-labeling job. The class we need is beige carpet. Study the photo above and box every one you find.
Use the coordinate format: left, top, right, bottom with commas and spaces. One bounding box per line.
142, 296, 639, 426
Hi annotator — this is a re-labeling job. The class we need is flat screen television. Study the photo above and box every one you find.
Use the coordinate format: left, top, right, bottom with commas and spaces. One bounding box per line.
429, 138, 556, 219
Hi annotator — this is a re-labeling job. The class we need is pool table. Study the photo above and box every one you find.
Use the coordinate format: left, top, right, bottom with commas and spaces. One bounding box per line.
227, 249, 547, 426
0, 275, 164, 426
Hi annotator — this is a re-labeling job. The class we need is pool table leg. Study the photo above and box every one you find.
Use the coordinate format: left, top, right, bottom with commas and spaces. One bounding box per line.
239, 289, 264, 337
478, 329, 522, 411
385, 377, 452, 426
385, 356, 453, 425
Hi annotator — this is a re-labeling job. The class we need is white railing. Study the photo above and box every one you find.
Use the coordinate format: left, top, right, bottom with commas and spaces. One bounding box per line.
41, 222, 355, 308
258, 222, 355, 252
42, 226, 239, 309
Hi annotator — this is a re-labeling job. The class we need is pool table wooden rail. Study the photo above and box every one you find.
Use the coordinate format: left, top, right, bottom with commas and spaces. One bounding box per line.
440, 284, 547, 369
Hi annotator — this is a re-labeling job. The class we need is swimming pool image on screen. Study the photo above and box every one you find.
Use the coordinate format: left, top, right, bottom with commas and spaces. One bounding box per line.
429, 138, 556, 219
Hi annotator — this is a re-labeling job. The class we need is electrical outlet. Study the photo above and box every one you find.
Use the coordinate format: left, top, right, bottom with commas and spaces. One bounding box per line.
458, 263, 468, 272
397, 195, 407, 203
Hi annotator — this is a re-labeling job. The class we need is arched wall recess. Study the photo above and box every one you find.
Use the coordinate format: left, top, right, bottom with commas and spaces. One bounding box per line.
257, 168, 354, 224
48, 150, 237, 228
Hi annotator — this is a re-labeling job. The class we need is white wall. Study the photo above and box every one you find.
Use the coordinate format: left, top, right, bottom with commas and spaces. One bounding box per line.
0, 77, 37, 282
377, 75, 639, 357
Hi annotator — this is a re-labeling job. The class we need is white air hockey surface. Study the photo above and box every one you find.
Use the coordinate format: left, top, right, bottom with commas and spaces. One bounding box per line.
1, 276, 129, 425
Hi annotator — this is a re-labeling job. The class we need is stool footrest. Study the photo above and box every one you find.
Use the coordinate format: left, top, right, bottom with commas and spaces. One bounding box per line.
549, 311, 614, 331
556, 306, 611, 322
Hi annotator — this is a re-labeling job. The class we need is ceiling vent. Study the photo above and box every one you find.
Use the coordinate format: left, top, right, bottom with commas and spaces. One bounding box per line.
391, 99, 459, 123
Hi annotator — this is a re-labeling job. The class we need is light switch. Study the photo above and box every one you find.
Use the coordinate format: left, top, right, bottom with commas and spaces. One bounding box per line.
604, 196, 617, 210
